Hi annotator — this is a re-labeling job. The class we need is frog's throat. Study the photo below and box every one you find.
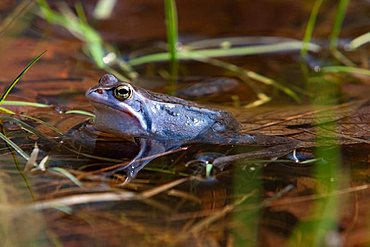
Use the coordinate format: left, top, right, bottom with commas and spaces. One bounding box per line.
91, 101, 148, 132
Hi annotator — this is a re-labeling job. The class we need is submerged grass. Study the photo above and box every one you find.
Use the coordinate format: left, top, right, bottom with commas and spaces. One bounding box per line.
49, 167, 82, 187
0, 132, 29, 160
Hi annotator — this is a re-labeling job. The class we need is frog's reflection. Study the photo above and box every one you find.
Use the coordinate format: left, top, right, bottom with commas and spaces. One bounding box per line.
67, 121, 299, 181
66, 122, 184, 179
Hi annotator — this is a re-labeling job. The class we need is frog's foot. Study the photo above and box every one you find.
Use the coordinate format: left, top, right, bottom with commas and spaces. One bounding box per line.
185, 152, 226, 177
285, 149, 315, 163
104, 159, 145, 185
106, 138, 174, 182
124, 158, 151, 180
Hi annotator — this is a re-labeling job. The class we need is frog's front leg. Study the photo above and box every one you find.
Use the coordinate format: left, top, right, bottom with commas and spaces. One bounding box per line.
110, 138, 176, 181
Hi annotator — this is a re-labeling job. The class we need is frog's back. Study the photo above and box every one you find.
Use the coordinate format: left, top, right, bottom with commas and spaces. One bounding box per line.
138, 87, 202, 107
213, 110, 241, 132
137, 87, 241, 140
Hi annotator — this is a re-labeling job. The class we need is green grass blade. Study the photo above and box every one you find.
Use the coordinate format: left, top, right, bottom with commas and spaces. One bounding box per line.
37, 0, 135, 80
164, 0, 179, 63
2, 130, 35, 200
330, 49, 355, 66
93, 0, 116, 20
0, 107, 15, 114
348, 32, 370, 50
0, 115, 56, 143
130, 44, 300, 101
164, 0, 179, 90
1, 100, 51, 108
0, 51, 45, 104
0, 0, 35, 36
301, 0, 324, 57
49, 167, 83, 187
187, 36, 297, 49
128, 41, 320, 66
0, 132, 30, 160
74, 2, 88, 24
38, 0, 105, 67
202, 57, 300, 102
64, 110, 95, 117
21, 115, 64, 136
329, 0, 350, 50
321, 66, 370, 76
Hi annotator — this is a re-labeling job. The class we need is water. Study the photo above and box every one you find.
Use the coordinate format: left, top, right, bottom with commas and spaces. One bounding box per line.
0, 1, 369, 246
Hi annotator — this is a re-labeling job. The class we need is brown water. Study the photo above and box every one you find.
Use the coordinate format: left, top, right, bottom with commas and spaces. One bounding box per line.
0, 1, 369, 246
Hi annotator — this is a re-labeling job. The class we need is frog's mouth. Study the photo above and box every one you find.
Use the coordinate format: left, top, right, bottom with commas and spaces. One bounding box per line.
89, 100, 138, 121
92, 100, 136, 118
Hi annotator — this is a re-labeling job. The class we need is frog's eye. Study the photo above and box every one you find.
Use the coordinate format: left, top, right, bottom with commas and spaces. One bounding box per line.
114, 85, 133, 100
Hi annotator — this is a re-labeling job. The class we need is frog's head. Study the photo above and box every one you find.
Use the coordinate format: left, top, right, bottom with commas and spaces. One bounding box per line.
86, 74, 150, 137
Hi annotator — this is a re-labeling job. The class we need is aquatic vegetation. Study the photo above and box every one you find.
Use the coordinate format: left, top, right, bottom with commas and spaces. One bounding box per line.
0, 0, 369, 246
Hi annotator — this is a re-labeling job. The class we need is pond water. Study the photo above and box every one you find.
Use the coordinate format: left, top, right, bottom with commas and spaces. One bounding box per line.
0, 1, 369, 246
